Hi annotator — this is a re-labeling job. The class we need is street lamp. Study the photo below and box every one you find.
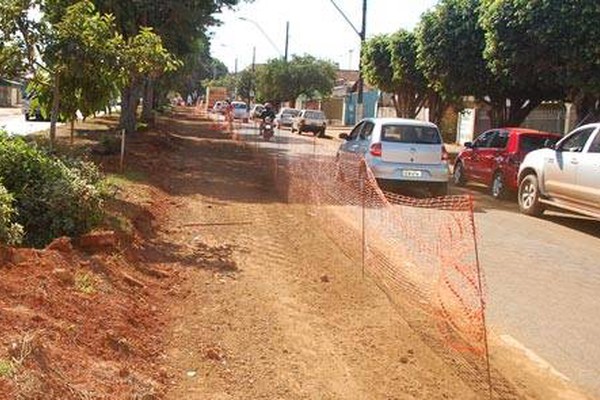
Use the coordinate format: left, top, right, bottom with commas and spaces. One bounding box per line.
238, 17, 289, 62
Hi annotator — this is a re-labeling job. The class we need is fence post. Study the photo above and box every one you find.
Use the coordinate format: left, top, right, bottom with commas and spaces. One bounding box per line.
120, 129, 126, 173
360, 159, 366, 279
468, 195, 493, 399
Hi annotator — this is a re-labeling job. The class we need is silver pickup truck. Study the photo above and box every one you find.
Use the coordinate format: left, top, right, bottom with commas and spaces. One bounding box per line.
518, 123, 600, 220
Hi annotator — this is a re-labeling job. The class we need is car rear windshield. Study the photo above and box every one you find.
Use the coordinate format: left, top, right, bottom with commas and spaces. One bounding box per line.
519, 135, 558, 153
381, 124, 441, 144
233, 103, 247, 109
305, 111, 325, 119
282, 110, 299, 116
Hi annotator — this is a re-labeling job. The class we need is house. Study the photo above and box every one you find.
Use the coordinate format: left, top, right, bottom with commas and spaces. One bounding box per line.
296, 70, 379, 126
0, 78, 24, 107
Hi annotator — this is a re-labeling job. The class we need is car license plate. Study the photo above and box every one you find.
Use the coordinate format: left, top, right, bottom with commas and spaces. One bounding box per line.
402, 170, 422, 178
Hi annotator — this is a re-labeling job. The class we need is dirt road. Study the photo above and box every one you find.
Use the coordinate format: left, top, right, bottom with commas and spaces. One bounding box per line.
150, 121, 478, 399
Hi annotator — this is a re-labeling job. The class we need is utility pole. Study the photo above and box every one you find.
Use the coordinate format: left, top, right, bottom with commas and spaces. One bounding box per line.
284, 21, 290, 62
251, 46, 256, 102
358, 0, 367, 106
329, 0, 368, 122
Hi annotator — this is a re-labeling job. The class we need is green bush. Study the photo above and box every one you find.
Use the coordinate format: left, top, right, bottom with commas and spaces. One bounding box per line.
0, 130, 107, 247
0, 182, 24, 246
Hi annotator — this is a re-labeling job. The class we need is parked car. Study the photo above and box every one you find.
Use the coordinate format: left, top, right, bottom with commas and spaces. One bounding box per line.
453, 128, 562, 199
275, 108, 300, 129
250, 104, 264, 119
212, 101, 224, 114
517, 123, 600, 219
337, 118, 449, 196
231, 101, 249, 122
22, 93, 45, 121
292, 109, 327, 137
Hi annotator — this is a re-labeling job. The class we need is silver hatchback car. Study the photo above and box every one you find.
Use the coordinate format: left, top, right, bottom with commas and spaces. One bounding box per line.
338, 118, 450, 196
518, 122, 600, 219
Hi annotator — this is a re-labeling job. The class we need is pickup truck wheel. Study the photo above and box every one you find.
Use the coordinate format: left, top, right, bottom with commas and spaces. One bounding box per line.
518, 174, 544, 216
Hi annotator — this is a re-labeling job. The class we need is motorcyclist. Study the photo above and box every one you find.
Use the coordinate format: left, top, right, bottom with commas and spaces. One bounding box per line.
260, 102, 276, 121
259, 102, 277, 135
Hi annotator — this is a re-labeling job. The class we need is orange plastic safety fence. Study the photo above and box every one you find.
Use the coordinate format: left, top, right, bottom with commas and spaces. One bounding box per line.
201, 110, 493, 396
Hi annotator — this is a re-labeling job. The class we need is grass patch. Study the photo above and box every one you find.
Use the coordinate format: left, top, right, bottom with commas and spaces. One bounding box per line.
75, 273, 96, 294
0, 359, 15, 378
107, 170, 148, 186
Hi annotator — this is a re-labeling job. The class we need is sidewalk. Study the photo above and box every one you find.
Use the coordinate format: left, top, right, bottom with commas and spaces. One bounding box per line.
0, 107, 21, 117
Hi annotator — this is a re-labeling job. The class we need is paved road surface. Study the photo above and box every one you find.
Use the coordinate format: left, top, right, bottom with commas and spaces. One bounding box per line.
238, 121, 600, 397
0, 107, 53, 136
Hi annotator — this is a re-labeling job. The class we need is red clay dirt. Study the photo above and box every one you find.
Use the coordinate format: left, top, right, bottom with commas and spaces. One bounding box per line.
0, 109, 591, 399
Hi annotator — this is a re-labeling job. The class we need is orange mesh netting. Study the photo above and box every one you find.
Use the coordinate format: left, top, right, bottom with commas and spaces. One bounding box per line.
206, 112, 495, 396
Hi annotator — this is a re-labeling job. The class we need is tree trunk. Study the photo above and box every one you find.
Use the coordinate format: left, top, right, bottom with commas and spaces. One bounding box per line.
574, 93, 600, 126
49, 72, 61, 152
489, 98, 541, 128
507, 98, 540, 127
141, 77, 155, 124
428, 92, 445, 126
392, 94, 401, 117
70, 119, 75, 145
120, 82, 139, 135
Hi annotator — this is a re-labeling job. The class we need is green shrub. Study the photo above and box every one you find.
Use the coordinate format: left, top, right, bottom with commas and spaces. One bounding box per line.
0, 130, 108, 247
96, 134, 121, 155
0, 183, 24, 245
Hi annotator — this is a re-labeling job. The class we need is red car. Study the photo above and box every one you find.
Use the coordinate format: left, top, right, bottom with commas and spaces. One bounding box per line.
453, 128, 561, 199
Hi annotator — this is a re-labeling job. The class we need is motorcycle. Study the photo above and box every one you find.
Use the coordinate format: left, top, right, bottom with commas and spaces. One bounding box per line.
261, 116, 274, 141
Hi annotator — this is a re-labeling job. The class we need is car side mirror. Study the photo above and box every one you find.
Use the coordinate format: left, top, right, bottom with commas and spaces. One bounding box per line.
339, 133, 349, 140
464, 141, 473, 149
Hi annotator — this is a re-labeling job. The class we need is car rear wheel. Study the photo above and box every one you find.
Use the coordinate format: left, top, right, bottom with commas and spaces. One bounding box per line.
453, 162, 466, 186
491, 171, 506, 199
518, 174, 544, 216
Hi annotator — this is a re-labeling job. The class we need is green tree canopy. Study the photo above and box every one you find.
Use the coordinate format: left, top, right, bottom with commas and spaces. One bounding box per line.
255, 55, 336, 106
362, 30, 428, 119
480, 0, 600, 123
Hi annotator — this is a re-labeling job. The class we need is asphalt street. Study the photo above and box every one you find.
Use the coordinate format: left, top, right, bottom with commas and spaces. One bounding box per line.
0, 107, 55, 136
237, 120, 600, 397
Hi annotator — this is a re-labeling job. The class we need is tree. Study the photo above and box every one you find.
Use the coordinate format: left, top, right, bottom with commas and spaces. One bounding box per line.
44, 1, 121, 141
362, 31, 429, 119
480, 0, 600, 124
256, 55, 336, 106
92, 0, 244, 130
417, 0, 558, 127
479, 0, 565, 126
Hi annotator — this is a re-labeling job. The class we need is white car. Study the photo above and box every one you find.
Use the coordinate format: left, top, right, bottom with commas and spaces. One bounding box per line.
518, 123, 600, 219
212, 101, 224, 114
291, 109, 327, 137
275, 108, 300, 129
337, 118, 450, 196
231, 101, 249, 122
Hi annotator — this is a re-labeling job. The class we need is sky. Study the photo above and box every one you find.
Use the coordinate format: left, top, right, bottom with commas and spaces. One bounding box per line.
209, 0, 439, 73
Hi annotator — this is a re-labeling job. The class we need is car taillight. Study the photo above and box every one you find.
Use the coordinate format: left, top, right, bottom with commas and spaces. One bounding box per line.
370, 142, 382, 157
441, 145, 449, 161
